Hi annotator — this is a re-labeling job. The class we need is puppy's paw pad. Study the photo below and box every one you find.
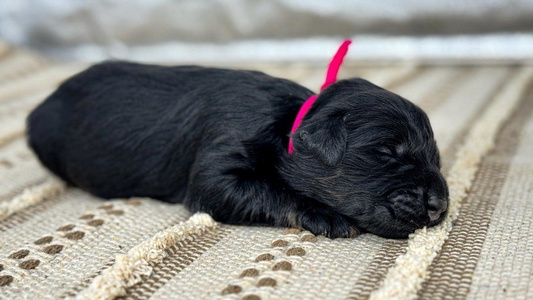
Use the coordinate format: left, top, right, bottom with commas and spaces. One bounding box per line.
297, 208, 358, 239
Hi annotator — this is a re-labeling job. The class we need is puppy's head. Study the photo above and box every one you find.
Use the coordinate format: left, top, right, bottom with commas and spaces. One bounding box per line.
287, 78, 449, 238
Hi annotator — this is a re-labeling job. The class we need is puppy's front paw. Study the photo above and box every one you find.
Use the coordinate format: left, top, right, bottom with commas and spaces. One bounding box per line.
295, 207, 359, 238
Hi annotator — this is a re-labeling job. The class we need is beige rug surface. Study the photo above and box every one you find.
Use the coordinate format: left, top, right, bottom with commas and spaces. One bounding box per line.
0, 41, 532, 300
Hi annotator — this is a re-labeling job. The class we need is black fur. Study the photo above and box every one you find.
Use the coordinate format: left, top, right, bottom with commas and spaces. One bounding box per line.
27, 61, 449, 239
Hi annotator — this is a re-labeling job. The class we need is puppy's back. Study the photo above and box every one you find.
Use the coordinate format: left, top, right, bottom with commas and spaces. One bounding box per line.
27, 61, 310, 201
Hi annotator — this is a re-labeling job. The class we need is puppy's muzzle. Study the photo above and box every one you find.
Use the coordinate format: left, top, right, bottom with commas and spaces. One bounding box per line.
389, 187, 448, 229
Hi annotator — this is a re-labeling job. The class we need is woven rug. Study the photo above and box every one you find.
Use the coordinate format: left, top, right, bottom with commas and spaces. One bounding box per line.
0, 40, 532, 300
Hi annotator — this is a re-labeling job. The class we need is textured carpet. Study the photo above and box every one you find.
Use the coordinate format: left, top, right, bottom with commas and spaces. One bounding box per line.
0, 41, 532, 300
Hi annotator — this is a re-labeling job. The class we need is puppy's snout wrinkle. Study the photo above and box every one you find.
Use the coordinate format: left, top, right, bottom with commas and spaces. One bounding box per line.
427, 196, 447, 221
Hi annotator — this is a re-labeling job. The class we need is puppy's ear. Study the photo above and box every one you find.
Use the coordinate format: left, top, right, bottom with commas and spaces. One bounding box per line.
299, 116, 347, 166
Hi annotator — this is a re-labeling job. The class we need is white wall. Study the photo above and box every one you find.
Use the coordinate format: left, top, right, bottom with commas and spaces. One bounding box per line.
1, 0, 532, 62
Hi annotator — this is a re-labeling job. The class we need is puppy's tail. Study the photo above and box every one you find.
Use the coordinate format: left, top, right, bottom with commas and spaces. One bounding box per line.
27, 93, 71, 183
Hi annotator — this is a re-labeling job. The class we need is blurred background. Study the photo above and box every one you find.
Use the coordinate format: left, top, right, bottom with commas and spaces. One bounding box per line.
1, 0, 533, 64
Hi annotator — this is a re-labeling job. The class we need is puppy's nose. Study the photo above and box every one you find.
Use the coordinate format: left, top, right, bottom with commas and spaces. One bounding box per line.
427, 196, 447, 221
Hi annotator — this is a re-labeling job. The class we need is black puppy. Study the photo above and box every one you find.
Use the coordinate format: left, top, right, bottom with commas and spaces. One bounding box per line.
27, 61, 448, 238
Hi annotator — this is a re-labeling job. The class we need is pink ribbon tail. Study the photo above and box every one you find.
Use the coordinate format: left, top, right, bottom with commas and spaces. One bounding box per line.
288, 39, 352, 155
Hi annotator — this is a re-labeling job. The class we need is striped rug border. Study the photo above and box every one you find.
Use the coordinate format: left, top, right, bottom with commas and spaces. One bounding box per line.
440, 67, 516, 174
416, 66, 474, 113
368, 67, 533, 300
417, 77, 533, 299
121, 226, 231, 299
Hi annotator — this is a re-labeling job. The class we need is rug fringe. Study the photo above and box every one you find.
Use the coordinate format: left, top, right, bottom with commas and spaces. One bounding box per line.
0, 178, 66, 221
76, 212, 217, 300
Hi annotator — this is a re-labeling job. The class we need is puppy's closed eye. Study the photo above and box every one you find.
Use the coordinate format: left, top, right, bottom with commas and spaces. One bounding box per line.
398, 164, 416, 173
375, 146, 399, 163
375, 146, 418, 173
376, 146, 394, 156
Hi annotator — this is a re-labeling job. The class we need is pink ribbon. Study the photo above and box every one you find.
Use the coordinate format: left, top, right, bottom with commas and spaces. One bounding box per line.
288, 40, 352, 155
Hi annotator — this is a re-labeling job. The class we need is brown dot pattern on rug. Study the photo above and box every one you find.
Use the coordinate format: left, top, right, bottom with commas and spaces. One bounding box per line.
272, 261, 292, 271
16, 151, 32, 159
98, 203, 113, 210
286, 247, 306, 256
42, 244, 64, 255
88, 219, 104, 226
106, 210, 124, 216
221, 284, 243, 295
0, 275, 14, 286
283, 228, 301, 234
271, 240, 289, 247
221, 230, 317, 298
241, 294, 261, 300
299, 234, 317, 242
240, 268, 260, 278
64, 231, 85, 240
34, 236, 53, 245
0, 200, 136, 286
57, 224, 75, 231
126, 199, 143, 206
0, 159, 13, 168
19, 259, 40, 269
8, 249, 29, 259
254, 253, 275, 262
257, 277, 277, 287
79, 214, 94, 220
